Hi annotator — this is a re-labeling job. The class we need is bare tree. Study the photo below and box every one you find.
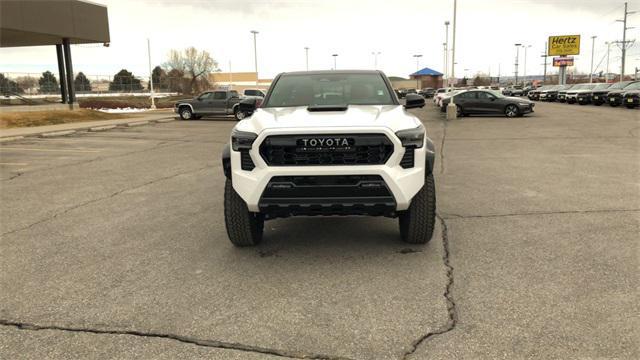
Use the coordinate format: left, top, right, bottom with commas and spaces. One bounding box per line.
164, 47, 219, 94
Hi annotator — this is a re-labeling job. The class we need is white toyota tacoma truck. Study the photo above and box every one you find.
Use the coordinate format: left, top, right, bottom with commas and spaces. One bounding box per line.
221, 70, 436, 246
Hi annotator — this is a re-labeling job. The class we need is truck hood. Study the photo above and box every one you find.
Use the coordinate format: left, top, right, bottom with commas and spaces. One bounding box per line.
235, 105, 422, 134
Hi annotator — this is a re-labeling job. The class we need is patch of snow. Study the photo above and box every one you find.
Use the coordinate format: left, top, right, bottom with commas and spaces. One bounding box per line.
95, 107, 149, 113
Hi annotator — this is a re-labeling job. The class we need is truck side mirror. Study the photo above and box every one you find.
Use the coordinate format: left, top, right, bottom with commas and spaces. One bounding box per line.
404, 94, 425, 109
238, 97, 258, 116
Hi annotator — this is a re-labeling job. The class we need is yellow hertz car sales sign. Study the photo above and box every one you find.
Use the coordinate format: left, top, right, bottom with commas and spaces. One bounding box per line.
548, 35, 581, 56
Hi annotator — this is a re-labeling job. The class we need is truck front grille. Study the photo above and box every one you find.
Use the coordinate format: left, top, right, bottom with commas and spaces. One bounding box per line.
259, 134, 393, 166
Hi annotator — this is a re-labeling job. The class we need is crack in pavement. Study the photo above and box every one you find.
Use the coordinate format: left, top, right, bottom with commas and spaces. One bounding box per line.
441, 208, 640, 219
439, 120, 447, 175
401, 215, 457, 359
0, 165, 213, 238
0, 319, 353, 360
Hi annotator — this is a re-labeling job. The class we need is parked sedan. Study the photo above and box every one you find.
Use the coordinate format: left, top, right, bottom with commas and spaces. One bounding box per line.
441, 89, 534, 117
608, 81, 640, 107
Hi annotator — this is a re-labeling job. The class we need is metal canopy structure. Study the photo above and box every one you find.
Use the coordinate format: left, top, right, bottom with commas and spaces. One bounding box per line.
0, 0, 110, 107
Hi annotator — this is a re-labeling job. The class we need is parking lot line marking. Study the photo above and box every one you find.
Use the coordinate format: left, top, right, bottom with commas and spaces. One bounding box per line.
0, 147, 100, 153
0, 162, 28, 166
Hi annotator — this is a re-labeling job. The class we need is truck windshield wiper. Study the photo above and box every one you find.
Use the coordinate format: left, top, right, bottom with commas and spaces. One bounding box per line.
307, 104, 349, 112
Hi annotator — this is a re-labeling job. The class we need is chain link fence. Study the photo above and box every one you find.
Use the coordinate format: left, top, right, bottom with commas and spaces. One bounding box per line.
0, 71, 194, 98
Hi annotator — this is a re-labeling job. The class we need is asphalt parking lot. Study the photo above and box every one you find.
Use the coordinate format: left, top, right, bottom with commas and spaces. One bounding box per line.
1, 102, 638, 359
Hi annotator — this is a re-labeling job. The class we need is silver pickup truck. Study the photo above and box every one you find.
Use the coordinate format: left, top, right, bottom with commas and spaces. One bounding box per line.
174, 90, 245, 120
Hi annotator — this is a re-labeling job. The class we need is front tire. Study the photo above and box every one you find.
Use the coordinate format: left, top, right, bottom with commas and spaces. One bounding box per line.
399, 173, 436, 244
234, 107, 246, 121
179, 106, 193, 120
505, 104, 519, 117
224, 179, 264, 247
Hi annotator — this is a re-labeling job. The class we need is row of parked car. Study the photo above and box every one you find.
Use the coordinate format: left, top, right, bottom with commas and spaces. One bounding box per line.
526, 81, 640, 108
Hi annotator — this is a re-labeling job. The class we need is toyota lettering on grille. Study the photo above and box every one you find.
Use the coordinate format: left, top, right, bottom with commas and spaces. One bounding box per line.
297, 137, 355, 151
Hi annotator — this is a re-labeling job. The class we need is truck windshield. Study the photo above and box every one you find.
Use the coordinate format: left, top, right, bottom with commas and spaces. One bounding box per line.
264, 73, 394, 107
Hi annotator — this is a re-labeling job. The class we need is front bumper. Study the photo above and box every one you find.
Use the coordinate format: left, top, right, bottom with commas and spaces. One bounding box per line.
624, 95, 639, 106
230, 127, 430, 213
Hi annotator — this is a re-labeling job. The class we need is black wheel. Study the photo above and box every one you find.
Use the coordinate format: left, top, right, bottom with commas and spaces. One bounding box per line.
505, 104, 519, 118
179, 106, 193, 120
224, 179, 264, 247
456, 105, 463, 117
399, 173, 436, 244
234, 107, 247, 121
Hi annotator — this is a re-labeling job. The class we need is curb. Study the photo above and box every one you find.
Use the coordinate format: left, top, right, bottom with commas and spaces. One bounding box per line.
126, 121, 149, 127
0, 116, 174, 141
40, 130, 76, 138
0, 136, 25, 142
89, 125, 117, 132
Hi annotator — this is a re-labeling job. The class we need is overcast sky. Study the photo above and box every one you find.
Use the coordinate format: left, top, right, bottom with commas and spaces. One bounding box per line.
1, 0, 639, 79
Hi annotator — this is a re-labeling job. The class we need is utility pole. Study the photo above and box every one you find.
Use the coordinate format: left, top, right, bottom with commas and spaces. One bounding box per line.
589, 36, 597, 82
250, 30, 259, 85
305, 47, 309, 71
605, 41, 611, 82
541, 42, 548, 83
332, 54, 338, 70
498, 63, 501, 85
443, 43, 447, 86
147, 38, 155, 109
617, 2, 636, 79
514, 43, 522, 85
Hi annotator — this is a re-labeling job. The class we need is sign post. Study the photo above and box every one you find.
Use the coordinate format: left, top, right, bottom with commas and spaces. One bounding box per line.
548, 35, 581, 85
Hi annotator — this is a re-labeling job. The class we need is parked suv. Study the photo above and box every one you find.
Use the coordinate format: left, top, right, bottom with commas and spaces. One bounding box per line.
175, 90, 245, 120
243, 89, 266, 97
565, 83, 598, 104
222, 70, 436, 246
591, 81, 634, 106
577, 83, 610, 105
608, 81, 639, 107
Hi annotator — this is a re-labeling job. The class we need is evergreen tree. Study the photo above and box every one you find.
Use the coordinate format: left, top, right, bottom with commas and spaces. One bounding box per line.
74, 72, 92, 92
108, 69, 143, 92
38, 71, 59, 94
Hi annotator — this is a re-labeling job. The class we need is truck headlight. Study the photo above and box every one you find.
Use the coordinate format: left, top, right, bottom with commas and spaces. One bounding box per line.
395, 124, 425, 148
231, 129, 258, 151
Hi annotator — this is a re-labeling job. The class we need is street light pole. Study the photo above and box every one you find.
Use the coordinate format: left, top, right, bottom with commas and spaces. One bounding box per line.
332, 54, 338, 70
444, 20, 450, 88
514, 43, 522, 85
522, 45, 531, 85
250, 30, 259, 85
147, 38, 155, 109
305, 47, 309, 71
413, 54, 422, 89
590, 36, 597, 83
446, 0, 458, 120
372, 51, 381, 69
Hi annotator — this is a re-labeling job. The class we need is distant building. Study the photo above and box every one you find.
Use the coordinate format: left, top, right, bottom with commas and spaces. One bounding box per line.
208, 72, 272, 93
409, 67, 444, 89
